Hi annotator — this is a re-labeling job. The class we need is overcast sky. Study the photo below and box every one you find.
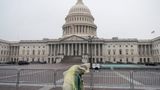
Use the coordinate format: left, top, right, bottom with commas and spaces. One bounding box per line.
0, 0, 160, 41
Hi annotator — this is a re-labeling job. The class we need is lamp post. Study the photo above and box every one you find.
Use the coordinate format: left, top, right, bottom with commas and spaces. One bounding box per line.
88, 36, 94, 69
88, 36, 94, 90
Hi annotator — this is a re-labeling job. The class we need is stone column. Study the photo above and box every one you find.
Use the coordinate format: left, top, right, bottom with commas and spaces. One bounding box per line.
14, 46, 16, 56
12, 46, 14, 56
75, 43, 77, 56
143, 45, 145, 55
79, 43, 81, 55
87, 43, 89, 54
48, 45, 50, 56
55, 44, 57, 56
140, 45, 142, 55
50, 44, 52, 56
83, 43, 85, 55
60, 44, 62, 54
78, 26, 80, 34
52, 44, 54, 56
149, 45, 151, 55
99, 44, 101, 56
16, 46, 18, 56
63, 44, 66, 56
95, 44, 96, 56
15, 46, 16, 56
68, 44, 70, 56
84, 26, 86, 34
11, 46, 12, 56
144, 45, 146, 55
13, 46, 15, 56
140, 45, 142, 56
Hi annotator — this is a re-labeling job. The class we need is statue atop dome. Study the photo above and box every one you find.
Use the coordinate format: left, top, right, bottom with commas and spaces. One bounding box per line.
76, 0, 84, 4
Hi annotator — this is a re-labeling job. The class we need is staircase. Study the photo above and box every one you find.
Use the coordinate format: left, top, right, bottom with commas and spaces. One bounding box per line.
61, 56, 82, 64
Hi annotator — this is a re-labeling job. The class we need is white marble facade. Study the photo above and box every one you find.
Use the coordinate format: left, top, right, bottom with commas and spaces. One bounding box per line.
0, 0, 160, 64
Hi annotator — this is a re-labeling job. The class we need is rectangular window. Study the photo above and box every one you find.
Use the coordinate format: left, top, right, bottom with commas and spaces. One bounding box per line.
33, 50, 35, 55
113, 49, 116, 55
108, 50, 111, 55
119, 49, 122, 55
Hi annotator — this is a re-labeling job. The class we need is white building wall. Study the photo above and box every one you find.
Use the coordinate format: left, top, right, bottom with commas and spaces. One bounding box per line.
19, 43, 48, 63
152, 39, 160, 63
104, 41, 139, 63
0, 42, 10, 63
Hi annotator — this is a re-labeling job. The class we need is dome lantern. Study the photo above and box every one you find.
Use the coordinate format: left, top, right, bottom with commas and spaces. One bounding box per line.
76, 0, 84, 5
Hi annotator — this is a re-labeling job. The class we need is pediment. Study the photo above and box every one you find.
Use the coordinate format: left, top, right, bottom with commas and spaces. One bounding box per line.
60, 35, 87, 42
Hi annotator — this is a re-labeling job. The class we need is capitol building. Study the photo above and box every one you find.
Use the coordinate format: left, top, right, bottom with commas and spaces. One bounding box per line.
0, 0, 160, 64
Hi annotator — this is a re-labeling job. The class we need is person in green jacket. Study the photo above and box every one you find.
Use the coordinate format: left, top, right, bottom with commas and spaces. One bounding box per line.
63, 63, 90, 90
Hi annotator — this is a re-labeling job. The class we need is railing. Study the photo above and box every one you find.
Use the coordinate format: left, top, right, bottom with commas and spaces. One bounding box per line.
0, 68, 160, 90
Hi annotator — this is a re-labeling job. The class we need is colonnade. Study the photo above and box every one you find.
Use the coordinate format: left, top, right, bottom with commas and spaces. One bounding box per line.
138, 44, 152, 63
10, 46, 19, 62
48, 43, 103, 56
10, 46, 19, 56
138, 44, 152, 56
63, 25, 96, 36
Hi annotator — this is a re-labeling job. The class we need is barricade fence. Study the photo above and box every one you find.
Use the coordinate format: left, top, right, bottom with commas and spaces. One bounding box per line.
0, 68, 159, 90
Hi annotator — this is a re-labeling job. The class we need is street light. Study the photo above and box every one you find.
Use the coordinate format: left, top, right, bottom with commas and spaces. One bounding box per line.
88, 36, 94, 90
88, 36, 94, 69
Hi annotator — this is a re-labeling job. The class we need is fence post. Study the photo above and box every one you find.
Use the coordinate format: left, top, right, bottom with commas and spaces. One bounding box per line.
90, 69, 93, 90
130, 71, 134, 89
53, 70, 57, 88
16, 69, 21, 90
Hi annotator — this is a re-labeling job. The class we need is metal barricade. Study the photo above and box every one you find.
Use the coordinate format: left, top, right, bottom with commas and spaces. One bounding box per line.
0, 68, 160, 90
0, 69, 18, 89
133, 70, 160, 89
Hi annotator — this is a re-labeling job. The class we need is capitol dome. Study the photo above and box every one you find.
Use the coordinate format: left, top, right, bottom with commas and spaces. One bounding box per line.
62, 0, 97, 38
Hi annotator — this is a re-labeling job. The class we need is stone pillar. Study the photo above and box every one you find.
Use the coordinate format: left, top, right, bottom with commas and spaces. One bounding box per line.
55, 44, 57, 56
12, 46, 14, 56
84, 26, 86, 34
48, 45, 50, 56
83, 43, 85, 54
87, 43, 89, 54
12, 47, 14, 56
60, 44, 62, 54
95, 44, 96, 56
52, 44, 56, 56
79, 43, 81, 55
14, 46, 16, 56
15, 46, 17, 56
144, 45, 145, 55
68, 44, 70, 56
63, 44, 65, 55
149, 45, 151, 55
75, 43, 77, 56
51, 44, 52, 56
141, 45, 142, 56
140, 45, 142, 55
10, 46, 12, 56
144, 45, 146, 56
99, 44, 101, 56
11, 46, 14, 56
16, 46, 17, 56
